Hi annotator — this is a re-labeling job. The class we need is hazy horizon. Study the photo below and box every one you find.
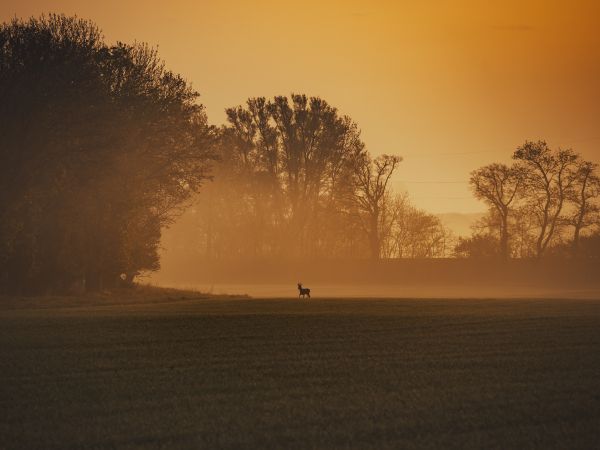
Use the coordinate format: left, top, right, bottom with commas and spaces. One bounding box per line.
3, 0, 599, 214
2, 7, 600, 449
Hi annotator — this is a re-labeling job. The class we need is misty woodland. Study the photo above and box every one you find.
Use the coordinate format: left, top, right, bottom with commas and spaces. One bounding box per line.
1, 15, 599, 294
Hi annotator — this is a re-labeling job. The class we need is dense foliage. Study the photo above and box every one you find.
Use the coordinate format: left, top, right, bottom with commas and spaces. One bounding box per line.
165, 95, 450, 261
0, 15, 213, 293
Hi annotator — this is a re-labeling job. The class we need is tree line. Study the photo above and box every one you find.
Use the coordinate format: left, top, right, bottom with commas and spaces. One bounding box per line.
1, 15, 598, 294
460, 141, 599, 259
178, 95, 450, 262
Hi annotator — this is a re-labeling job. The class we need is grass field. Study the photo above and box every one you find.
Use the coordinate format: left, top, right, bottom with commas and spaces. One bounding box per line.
1, 292, 599, 449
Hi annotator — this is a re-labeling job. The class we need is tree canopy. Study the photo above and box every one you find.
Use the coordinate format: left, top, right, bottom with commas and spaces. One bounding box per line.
465, 141, 600, 259
0, 15, 213, 294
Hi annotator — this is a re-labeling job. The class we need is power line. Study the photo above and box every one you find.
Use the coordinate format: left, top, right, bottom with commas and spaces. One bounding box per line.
411, 196, 473, 200
400, 180, 468, 184
401, 150, 497, 158
400, 138, 599, 159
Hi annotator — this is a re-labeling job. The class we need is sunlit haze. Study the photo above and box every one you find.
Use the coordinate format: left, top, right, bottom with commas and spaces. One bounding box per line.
3, 0, 599, 213
3, 5, 600, 448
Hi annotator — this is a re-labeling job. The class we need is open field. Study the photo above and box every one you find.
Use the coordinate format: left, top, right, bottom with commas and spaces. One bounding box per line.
157, 282, 600, 299
1, 293, 599, 449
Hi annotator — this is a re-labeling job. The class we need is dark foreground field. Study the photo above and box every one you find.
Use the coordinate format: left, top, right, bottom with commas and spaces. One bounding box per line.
1, 294, 599, 449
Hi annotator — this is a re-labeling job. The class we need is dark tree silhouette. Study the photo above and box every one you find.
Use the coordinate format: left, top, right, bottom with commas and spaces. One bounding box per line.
170, 100, 452, 262
513, 141, 579, 258
466, 141, 600, 259
568, 160, 600, 256
267, 94, 365, 250
470, 163, 524, 259
0, 15, 213, 294
454, 235, 500, 258
217, 94, 366, 257
353, 154, 402, 259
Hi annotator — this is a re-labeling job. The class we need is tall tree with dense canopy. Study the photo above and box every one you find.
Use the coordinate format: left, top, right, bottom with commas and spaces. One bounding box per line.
216, 94, 367, 257
0, 15, 213, 293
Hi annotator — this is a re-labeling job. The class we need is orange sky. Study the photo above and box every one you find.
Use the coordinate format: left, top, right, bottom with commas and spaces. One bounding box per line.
2, 0, 599, 213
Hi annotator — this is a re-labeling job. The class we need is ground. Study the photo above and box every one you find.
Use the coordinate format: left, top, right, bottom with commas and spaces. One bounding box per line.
1, 290, 599, 449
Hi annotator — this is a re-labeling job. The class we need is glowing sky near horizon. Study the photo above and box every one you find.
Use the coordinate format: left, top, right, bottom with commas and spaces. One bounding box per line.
2, 0, 599, 213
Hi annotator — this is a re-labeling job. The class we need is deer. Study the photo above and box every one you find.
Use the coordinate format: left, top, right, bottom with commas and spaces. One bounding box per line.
297, 282, 311, 299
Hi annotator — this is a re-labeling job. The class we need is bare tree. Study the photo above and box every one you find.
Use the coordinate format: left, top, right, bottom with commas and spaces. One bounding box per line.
353, 154, 402, 259
568, 160, 600, 256
469, 163, 524, 259
513, 141, 579, 257
393, 203, 449, 258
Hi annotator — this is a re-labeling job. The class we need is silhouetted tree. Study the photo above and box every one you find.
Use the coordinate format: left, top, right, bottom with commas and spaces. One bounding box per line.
392, 201, 450, 258
267, 95, 365, 253
510, 205, 538, 258
567, 160, 600, 256
454, 235, 500, 258
469, 163, 524, 259
353, 154, 402, 259
466, 141, 600, 259
513, 141, 579, 258
176, 100, 452, 261
0, 15, 213, 294
192, 94, 367, 259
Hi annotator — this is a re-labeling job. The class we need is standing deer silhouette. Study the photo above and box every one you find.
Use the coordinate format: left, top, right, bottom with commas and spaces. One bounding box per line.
297, 283, 311, 299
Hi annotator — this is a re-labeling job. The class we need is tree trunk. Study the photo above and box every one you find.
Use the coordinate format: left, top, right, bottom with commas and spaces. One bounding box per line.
499, 211, 509, 260
500, 231, 508, 260
572, 226, 581, 257
572, 203, 586, 258
369, 214, 380, 260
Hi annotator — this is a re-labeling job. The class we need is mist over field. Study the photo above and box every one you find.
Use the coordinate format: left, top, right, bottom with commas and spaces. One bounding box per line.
2, 15, 600, 296
149, 283, 600, 300
1, 6, 600, 449
151, 257, 600, 299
